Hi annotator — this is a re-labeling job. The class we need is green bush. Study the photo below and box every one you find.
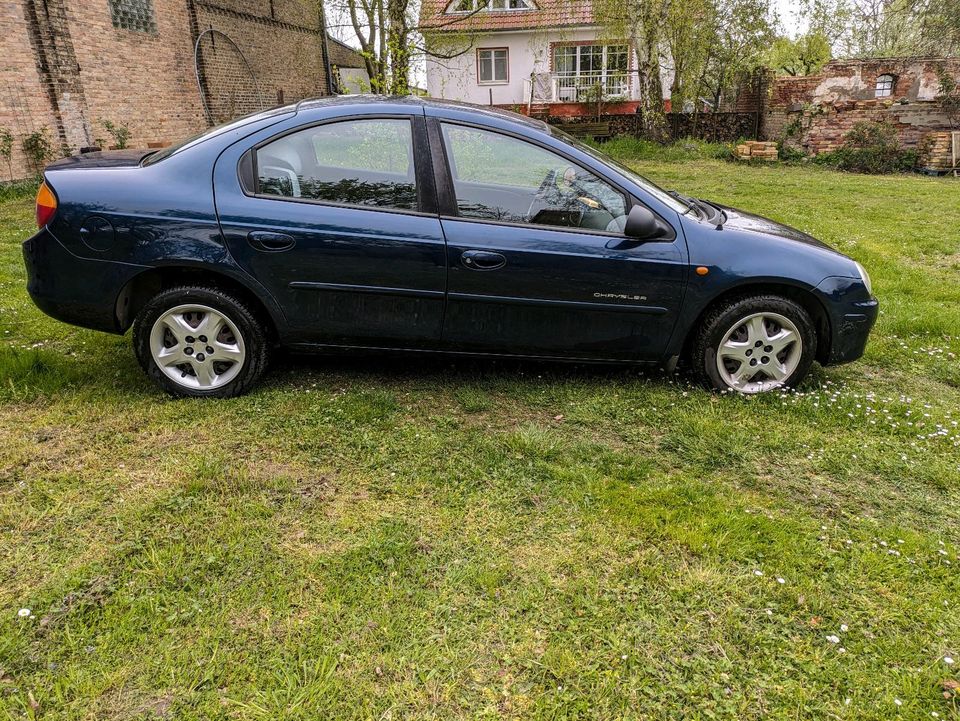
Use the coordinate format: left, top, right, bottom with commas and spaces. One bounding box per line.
0, 178, 38, 202
776, 142, 806, 164
814, 120, 918, 174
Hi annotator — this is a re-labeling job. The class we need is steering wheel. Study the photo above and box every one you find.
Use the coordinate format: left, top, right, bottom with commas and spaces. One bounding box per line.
528, 165, 614, 225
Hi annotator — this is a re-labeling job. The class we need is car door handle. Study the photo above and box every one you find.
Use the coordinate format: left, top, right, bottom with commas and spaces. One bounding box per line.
248, 231, 296, 252
461, 250, 506, 271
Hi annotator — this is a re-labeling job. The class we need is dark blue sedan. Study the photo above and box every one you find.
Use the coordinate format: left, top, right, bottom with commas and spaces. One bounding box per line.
23, 96, 877, 397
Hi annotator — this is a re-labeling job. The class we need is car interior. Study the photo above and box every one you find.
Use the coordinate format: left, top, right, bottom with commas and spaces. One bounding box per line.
256, 125, 418, 210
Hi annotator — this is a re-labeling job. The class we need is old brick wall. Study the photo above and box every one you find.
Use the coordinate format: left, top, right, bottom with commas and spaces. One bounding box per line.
0, 1, 62, 179
193, 0, 328, 122
1, 0, 331, 180
764, 58, 960, 153
69, 0, 206, 152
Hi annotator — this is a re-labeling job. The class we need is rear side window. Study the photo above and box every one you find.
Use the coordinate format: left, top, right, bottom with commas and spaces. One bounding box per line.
255, 118, 417, 210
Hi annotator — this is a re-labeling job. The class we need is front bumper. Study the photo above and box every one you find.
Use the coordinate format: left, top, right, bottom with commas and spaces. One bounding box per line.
23, 228, 146, 334
815, 276, 879, 365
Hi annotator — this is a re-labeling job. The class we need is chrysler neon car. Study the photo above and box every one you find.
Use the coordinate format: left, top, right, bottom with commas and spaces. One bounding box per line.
23, 96, 877, 397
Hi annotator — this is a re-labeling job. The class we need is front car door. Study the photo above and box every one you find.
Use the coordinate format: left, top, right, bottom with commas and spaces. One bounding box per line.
213, 108, 447, 349
430, 115, 688, 361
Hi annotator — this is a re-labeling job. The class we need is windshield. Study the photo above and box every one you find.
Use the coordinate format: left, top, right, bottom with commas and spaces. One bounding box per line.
142, 107, 295, 166
551, 128, 693, 215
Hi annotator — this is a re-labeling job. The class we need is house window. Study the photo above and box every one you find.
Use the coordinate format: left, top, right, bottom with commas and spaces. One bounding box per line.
478, 48, 509, 84
875, 74, 895, 98
553, 44, 629, 100
108, 0, 157, 32
448, 0, 534, 13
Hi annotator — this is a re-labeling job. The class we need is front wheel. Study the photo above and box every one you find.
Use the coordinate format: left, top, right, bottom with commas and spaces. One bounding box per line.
693, 295, 817, 394
133, 286, 270, 398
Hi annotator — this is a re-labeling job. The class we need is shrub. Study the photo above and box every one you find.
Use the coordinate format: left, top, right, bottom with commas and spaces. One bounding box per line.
102, 119, 131, 149
0, 127, 13, 180
0, 179, 39, 202
814, 120, 918, 174
776, 142, 806, 164
21, 128, 55, 174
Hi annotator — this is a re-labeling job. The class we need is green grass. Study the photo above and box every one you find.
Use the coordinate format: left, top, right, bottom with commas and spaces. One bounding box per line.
1, 158, 959, 720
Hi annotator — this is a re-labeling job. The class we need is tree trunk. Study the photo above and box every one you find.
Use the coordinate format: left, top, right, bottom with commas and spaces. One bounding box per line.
386, 0, 410, 94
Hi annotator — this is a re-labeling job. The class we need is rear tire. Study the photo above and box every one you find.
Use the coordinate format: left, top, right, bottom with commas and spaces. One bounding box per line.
133, 286, 270, 398
693, 295, 817, 394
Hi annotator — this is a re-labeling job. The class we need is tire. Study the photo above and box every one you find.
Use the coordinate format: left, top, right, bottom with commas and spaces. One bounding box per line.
693, 294, 817, 394
133, 285, 270, 398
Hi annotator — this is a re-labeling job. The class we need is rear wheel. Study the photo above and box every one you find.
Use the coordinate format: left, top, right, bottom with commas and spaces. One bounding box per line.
133, 286, 270, 398
693, 295, 817, 394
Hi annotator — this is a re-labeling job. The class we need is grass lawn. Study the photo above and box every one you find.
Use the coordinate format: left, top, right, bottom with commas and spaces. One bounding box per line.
1, 156, 959, 720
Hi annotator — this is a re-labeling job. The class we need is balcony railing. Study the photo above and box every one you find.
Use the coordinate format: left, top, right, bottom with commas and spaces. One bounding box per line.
550, 71, 632, 103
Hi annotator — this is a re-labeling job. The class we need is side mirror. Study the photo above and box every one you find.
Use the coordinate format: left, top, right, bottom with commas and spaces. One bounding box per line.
623, 204, 661, 239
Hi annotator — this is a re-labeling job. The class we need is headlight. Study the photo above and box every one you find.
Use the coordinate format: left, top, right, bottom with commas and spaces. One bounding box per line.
854, 261, 873, 296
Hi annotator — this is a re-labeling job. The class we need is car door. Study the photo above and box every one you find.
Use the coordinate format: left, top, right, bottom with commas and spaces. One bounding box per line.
432, 119, 687, 361
213, 112, 447, 348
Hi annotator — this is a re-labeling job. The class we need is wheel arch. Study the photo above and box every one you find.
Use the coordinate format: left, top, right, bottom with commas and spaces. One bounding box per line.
115, 265, 284, 342
682, 282, 832, 365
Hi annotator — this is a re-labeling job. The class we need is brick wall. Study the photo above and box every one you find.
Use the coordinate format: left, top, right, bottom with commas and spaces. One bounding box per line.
193, 0, 328, 121
71, 0, 206, 151
764, 57, 960, 154
0, 1, 62, 179
0, 0, 336, 181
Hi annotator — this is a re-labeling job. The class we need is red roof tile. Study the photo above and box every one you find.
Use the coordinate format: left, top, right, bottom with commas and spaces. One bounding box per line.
419, 0, 595, 33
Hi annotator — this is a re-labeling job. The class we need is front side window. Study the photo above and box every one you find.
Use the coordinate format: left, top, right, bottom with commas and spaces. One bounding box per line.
875, 74, 895, 98
256, 119, 417, 211
478, 49, 509, 84
441, 124, 627, 232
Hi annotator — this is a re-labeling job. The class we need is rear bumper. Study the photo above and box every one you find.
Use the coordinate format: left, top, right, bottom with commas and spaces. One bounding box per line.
23, 228, 146, 334
815, 276, 879, 365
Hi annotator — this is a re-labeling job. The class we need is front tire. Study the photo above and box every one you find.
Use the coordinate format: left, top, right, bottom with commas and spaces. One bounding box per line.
133, 286, 270, 398
693, 295, 817, 394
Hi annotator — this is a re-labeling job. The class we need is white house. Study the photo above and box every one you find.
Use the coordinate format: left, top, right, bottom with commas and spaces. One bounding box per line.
419, 0, 671, 116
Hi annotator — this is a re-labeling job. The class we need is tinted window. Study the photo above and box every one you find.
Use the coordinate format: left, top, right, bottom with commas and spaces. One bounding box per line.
256, 119, 417, 210
440, 124, 628, 232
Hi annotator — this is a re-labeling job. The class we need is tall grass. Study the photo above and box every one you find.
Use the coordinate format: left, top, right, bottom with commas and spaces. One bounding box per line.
0, 178, 39, 202
583, 136, 735, 162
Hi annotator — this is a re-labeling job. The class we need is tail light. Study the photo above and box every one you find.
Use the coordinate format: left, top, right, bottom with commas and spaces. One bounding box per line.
36, 181, 57, 228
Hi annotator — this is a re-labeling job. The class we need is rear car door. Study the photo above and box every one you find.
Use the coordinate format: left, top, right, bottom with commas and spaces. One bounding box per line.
213, 110, 446, 348
432, 119, 687, 361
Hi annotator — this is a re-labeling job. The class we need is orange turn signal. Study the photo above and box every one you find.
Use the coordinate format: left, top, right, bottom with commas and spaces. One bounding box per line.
695, 266, 709, 276
36, 182, 57, 228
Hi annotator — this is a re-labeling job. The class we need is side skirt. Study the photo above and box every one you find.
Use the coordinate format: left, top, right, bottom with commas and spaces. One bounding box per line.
282, 342, 666, 368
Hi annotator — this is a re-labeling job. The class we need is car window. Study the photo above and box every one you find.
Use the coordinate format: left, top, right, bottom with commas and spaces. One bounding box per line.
549, 127, 692, 215
440, 123, 628, 232
256, 118, 417, 210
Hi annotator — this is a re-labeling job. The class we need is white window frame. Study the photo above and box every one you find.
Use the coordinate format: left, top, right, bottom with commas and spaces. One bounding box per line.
553, 44, 630, 99
477, 48, 509, 85
875, 74, 895, 98
447, 0, 534, 14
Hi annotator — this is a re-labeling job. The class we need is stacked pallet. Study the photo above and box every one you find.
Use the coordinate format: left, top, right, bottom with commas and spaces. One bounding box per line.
736, 141, 779, 161
919, 131, 959, 175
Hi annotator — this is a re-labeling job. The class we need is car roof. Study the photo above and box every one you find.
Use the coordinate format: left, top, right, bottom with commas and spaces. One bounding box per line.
292, 94, 551, 134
